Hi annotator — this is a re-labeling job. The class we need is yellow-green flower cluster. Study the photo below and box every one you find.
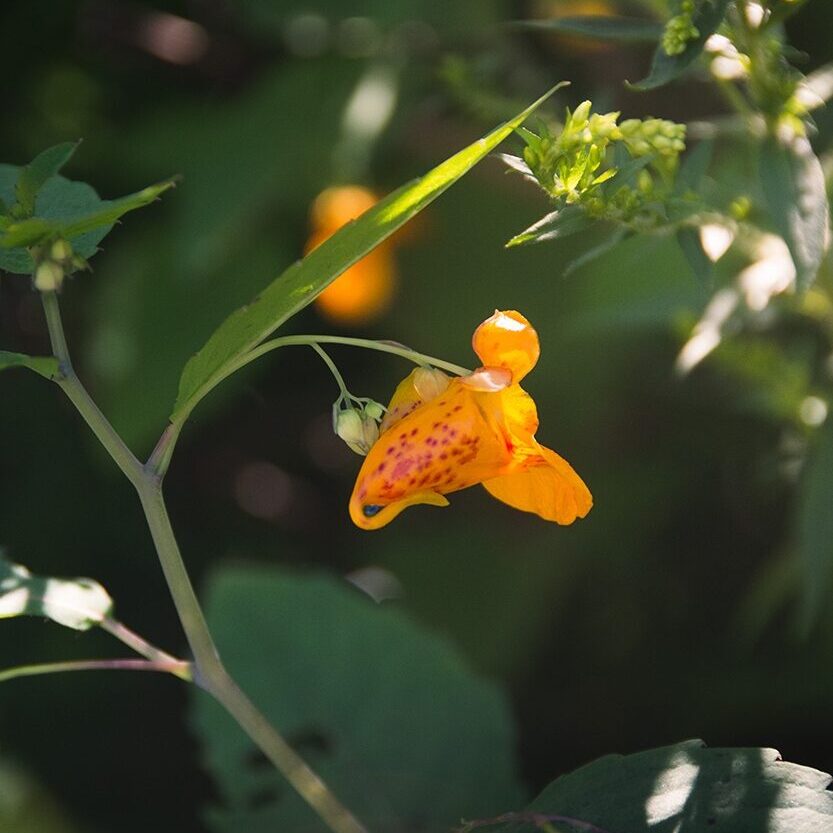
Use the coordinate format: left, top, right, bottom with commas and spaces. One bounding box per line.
662, 0, 700, 56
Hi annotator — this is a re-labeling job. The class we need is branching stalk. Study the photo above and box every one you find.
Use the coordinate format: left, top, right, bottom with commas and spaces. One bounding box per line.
40, 291, 370, 833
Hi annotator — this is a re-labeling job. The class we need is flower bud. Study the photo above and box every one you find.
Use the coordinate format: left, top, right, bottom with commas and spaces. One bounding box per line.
335, 407, 380, 456
34, 260, 64, 292
363, 400, 385, 421
412, 367, 450, 401
50, 239, 73, 263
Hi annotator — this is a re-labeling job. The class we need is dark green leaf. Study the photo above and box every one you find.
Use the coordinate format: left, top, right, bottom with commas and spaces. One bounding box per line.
676, 139, 714, 193
483, 740, 833, 832
171, 85, 565, 424
513, 15, 663, 43
0, 351, 60, 380
0, 179, 177, 250
14, 141, 81, 218
677, 226, 713, 282
192, 565, 525, 833
506, 205, 591, 248
796, 419, 833, 633
759, 134, 830, 291
630, 0, 731, 91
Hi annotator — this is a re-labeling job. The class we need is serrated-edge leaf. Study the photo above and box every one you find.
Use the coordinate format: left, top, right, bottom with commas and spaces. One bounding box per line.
485, 740, 833, 833
0, 351, 60, 380
15, 141, 81, 217
759, 134, 830, 292
0, 554, 113, 631
506, 206, 591, 248
171, 84, 567, 424
513, 15, 663, 42
0, 178, 177, 250
630, 0, 731, 91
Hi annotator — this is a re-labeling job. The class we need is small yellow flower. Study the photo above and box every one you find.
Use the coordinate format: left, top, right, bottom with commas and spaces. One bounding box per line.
306, 186, 396, 325
349, 310, 592, 529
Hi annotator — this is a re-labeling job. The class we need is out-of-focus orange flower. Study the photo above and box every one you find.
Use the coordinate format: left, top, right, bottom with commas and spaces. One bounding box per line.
532, 0, 617, 56
306, 185, 396, 326
349, 310, 592, 529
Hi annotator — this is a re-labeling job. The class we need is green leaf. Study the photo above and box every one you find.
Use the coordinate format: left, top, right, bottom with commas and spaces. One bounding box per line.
759, 135, 830, 291
14, 141, 81, 218
513, 15, 663, 43
563, 227, 628, 276
192, 565, 525, 833
630, 0, 731, 91
0, 178, 177, 251
676, 139, 714, 193
0, 554, 113, 631
482, 740, 833, 832
506, 205, 591, 248
795, 418, 833, 633
0, 351, 60, 380
677, 226, 713, 282
171, 85, 566, 425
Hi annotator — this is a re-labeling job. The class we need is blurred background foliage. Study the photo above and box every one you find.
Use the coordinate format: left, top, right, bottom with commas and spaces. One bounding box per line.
1, 0, 832, 831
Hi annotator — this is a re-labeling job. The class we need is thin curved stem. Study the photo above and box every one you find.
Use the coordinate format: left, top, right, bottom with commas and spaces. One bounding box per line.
101, 617, 188, 672
151, 334, 471, 478
0, 659, 192, 684
311, 343, 352, 401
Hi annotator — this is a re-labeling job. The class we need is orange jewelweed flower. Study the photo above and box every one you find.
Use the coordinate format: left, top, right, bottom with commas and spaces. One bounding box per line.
349, 310, 592, 529
306, 185, 396, 326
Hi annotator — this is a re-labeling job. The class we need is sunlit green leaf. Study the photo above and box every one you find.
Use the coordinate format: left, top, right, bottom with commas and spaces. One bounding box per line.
630, 0, 731, 91
14, 141, 81, 218
0, 351, 60, 380
0, 554, 112, 631
171, 85, 565, 425
482, 740, 833, 832
506, 205, 591, 248
513, 15, 663, 42
759, 135, 830, 291
193, 565, 525, 833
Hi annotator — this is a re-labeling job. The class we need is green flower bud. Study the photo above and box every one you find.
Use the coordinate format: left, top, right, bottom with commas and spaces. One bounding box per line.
34, 261, 64, 292
50, 239, 73, 262
363, 400, 385, 421
335, 408, 380, 456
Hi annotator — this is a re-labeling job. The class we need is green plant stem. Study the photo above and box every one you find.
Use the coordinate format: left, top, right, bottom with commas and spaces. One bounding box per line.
150, 333, 472, 477
41, 291, 144, 487
311, 343, 352, 401
41, 291, 370, 833
0, 659, 192, 684
101, 616, 187, 669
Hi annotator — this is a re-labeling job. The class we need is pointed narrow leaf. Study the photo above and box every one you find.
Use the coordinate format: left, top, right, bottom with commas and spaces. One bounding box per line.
14, 141, 81, 217
506, 205, 590, 248
677, 226, 713, 282
759, 134, 830, 291
513, 15, 663, 43
0, 554, 112, 631
485, 740, 833, 833
0, 351, 60, 380
0, 179, 177, 250
630, 0, 731, 91
171, 85, 567, 424
563, 228, 628, 276
676, 139, 714, 193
